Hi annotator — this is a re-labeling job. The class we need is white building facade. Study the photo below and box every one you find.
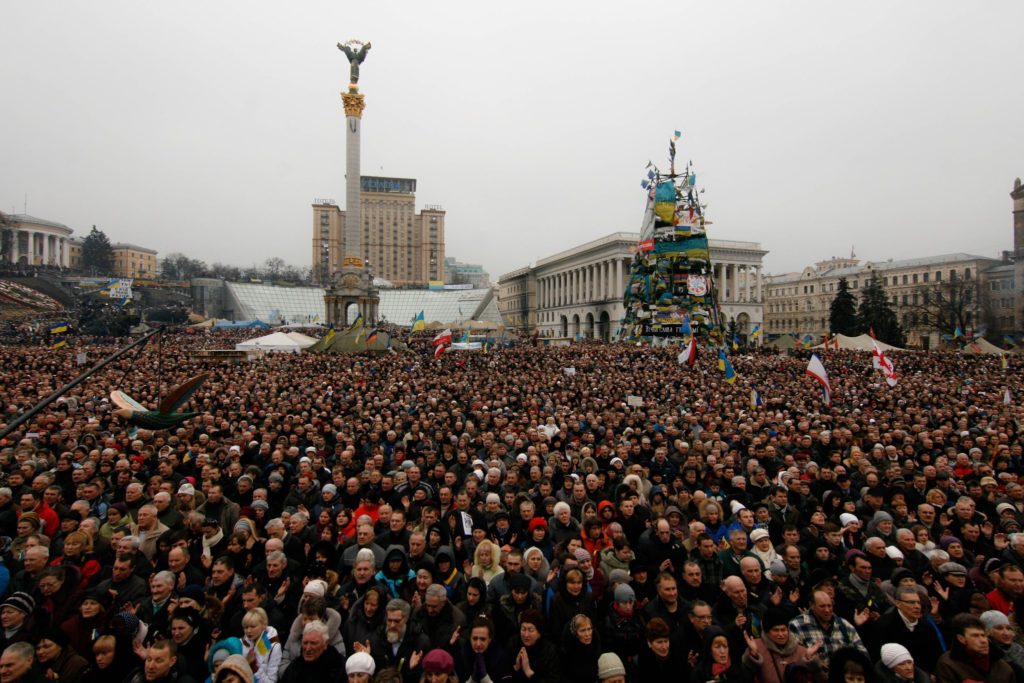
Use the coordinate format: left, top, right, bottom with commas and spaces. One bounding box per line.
499, 232, 767, 341
3, 214, 73, 267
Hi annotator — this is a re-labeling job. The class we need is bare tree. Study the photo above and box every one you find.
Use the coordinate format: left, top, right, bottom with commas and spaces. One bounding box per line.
905, 272, 986, 338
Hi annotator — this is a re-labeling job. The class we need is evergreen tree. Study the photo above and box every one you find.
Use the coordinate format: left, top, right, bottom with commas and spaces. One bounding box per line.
857, 272, 905, 346
81, 225, 113, 275
829, 277, 859, 336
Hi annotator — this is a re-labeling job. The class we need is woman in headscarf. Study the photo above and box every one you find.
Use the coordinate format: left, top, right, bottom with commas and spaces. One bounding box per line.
456, 577, 490, 624
342, 585, 386, 656
522, 546, 550, 586
509, 610, 560, 683
560, 613, 601, 683
170, 606, 212, 683
689, 626, 752, 683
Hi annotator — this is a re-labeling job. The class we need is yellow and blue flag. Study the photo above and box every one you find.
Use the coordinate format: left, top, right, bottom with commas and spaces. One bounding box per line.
750, 384, 763, 409
411, 311, 425, 333
718, 348, 736, 384
349, 313, 364, 331
750, 324, 762, 339
954, 325, 963, 339
48, 322, 69, 335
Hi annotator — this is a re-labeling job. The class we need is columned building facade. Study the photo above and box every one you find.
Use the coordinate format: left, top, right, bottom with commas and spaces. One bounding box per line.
499, 232, 767, 340
2, 215, 73, 267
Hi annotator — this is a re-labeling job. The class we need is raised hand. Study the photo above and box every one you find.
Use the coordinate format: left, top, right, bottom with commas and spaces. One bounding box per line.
854, 608, 869, 627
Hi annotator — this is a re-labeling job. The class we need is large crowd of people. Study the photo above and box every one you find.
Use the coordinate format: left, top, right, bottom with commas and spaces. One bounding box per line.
0, 327, 1022, 683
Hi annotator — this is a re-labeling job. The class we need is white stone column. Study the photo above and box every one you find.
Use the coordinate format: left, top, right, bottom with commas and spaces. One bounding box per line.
42, 234, 50, 265
756, 266, 763, 302
9, 229, 18, 264
719, 262, 727, 302
615, 259, 622, 298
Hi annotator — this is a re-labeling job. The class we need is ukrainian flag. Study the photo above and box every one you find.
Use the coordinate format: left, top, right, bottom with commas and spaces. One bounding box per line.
718, 348, 736, 384
750, 325, 762, 339
350, 313, 364, 331
411, 311, 425, 333
48, 322, 69, 335
750, 384, 763, 409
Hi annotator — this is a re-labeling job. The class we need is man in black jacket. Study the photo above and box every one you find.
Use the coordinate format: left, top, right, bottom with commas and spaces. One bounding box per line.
366, 599, 430, 683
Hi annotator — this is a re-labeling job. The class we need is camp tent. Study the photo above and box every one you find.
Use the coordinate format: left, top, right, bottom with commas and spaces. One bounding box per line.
811, 334, 905, 352
284, 331, 319, 347
235, 331, 313, 353
765, 334, 800, 350
960, 338, 1008, 355
214, 320, 270, 330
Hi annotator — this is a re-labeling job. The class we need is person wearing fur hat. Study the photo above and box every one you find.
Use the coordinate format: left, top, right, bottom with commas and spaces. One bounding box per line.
35, 627, 90, 683
214, 654, 254, 683
873, 644, 930, 683
741, 607, 822, 683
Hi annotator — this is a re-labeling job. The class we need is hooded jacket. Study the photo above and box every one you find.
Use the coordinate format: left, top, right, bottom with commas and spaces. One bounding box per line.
214, 655, 254, 683
280, 608, 346, 673
375, 545, 416, 599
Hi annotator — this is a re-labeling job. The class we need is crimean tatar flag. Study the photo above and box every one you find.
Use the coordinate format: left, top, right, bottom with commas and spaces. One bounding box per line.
805, 354, 832, 407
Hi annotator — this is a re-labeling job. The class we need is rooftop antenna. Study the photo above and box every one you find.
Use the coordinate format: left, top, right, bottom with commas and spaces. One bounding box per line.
851, 245, 856, 259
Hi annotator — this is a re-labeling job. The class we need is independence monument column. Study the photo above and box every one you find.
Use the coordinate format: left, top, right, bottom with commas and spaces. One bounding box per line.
325, 39, 378, 327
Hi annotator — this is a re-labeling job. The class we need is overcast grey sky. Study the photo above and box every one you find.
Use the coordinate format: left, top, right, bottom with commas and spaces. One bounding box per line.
2, 2, 1022, 280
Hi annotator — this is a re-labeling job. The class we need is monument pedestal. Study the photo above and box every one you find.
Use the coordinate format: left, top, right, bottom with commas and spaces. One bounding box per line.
325, 257, 379, 326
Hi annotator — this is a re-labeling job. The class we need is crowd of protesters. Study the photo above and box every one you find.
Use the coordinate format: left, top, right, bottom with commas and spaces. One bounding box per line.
0, 328, 1022, 683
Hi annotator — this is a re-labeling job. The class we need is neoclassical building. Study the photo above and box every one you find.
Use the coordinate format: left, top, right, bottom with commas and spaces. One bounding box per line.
498, 232, 767, 340
2, 214, 73, 267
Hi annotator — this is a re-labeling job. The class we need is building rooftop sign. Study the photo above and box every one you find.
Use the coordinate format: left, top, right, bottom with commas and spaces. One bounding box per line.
360, 176, 416, 194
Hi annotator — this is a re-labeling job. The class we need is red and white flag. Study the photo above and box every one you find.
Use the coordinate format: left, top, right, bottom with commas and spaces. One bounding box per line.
871, 341, 898, 387
434, 344, 446, 360
432, 329, 452, 347
805, 354, 832, 406
678, 337, 697, 367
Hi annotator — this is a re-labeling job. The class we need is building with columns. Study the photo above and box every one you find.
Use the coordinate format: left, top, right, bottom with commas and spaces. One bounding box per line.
2, 214, 73, 267
498, 232, 767, 340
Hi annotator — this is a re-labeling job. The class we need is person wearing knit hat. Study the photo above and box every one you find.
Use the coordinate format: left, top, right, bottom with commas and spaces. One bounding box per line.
879, 643, 918, 682
422, 648, 456, 681
1, 591, 34, 618
345, 651, 376, 683
979, 609, 1024, 676
596, 652, 626, 683
613, 583, 635, 605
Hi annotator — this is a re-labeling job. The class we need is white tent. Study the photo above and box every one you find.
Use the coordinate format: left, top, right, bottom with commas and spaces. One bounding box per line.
811, 333, 905, 352
284, 332, 319, 347
961, 338, 1008, 355
235, 331, 315, 353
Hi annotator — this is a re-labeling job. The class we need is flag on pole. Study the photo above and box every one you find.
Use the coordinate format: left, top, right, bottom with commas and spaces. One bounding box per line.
48, 322, 69, 335
255, 631, 276, 656
954, 325, 963, 339
365, 329, 379, 346
678, 337, 697, 367
323, 326, 335, 344
805, 354, 832, 406
750, 384, 763, 410
411, 311, 425, 333
750, 324, 762, 340
349, 313, 364, 331
871, 340, 898, 387
731, 333, 739, 351
1001, 354, 1009, 370
434, 344, 446, 360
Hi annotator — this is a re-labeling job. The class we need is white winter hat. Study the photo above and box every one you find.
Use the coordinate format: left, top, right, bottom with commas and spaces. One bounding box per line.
346, 652, 376, 676
880, 643, 912, 669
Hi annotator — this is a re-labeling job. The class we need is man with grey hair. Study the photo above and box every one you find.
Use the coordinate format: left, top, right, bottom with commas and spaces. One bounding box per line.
0, 488, 16, 539
411, 583, 466, 649
11, 546, 48, 594
341, 522, 386, 571
152, 491, 182, 531
362, 598, 429, 677
135, 504, 169, 561
0, 641, 36, 683
279, 620, 343, 683
137, 570, 176, 644
867, 584, 944, 673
